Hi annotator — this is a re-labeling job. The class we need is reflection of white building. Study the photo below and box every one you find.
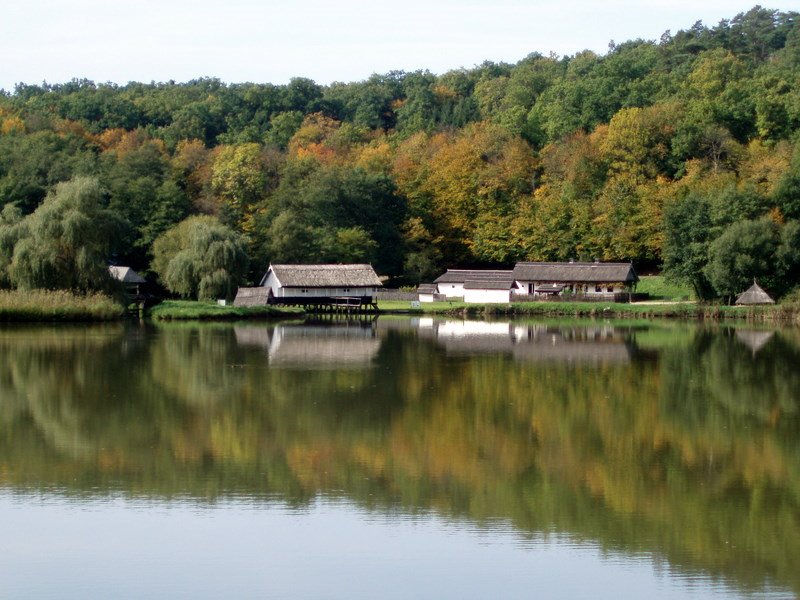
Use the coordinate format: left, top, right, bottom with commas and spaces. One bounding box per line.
377, 318, 632, 364
234, 324, 380, 369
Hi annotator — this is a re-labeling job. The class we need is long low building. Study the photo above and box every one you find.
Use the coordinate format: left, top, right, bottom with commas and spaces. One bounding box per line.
513, 261, 638, 297
259, 264, 383, 299
235, 263, 383, 308
427, 261, 638, 303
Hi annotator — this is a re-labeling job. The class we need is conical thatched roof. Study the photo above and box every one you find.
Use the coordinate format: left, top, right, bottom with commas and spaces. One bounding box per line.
735, 280, 775, 305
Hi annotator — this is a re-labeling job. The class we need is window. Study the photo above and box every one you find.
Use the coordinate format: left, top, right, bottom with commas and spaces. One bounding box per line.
607, 286, 613, 293
301, 288, 308, 293
343, 288, 350, 293
595, 285, 601, 293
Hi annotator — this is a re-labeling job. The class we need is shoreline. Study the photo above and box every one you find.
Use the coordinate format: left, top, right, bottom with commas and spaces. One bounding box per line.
2, 295, 798, 325
377, 301, 800, 324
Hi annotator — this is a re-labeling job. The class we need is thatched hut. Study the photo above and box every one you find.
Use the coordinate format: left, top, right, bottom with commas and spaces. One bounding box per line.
233, 287, 271, 307
109, 266, 146, 296
735, 280, 775, 305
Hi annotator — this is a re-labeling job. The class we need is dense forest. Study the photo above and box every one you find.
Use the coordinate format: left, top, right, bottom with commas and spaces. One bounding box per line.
1, 6, 800, 299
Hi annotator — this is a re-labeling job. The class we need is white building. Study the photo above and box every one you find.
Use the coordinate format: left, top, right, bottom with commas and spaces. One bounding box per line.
259, 264, 383, 299
463, 280, 513, 304
417, 283, 438, 303
433, 269, 514, 299
512, 261, 638, 298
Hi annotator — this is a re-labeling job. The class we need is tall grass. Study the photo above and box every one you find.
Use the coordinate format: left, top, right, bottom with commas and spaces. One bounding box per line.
148, 300, 302, 320
0, 289, 125, 321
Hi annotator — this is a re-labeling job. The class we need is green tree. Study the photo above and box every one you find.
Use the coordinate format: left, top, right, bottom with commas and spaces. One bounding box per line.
152, 215, 249, 300
5, 176, 126, 292
210, 143, 268, 226
705, 217, 779, 301
662, 194, 714, 299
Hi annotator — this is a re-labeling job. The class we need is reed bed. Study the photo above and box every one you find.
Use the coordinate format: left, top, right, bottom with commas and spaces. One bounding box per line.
0, 290, 125, 321
148, 300, 302, 320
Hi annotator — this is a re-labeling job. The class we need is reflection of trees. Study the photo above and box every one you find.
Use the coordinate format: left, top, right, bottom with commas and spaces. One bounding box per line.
0, 326, 129, 459
0, 322, 799, 594
149, 326, 251, 408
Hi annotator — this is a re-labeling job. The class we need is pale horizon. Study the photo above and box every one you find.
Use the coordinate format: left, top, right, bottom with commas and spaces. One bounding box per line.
2, 1, 798, 92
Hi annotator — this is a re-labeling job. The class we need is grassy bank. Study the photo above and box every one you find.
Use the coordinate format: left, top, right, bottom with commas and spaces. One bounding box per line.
377, 299, 800, 324
635, 275, 694, 300
0, 290, 125, 321
147, 300, 303, 321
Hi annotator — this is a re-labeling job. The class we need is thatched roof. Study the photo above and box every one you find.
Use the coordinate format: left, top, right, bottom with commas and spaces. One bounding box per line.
262, 264, 382, 288
109, 266, 146, 284
434, 269, 513, 284
463, 279, 513, 290
417, 284, 438, 294
513, 262, 638, 283
735, 281, 775, 305
234, 287, 271, 307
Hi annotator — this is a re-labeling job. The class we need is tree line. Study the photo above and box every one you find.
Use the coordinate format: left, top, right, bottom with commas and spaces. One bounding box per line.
1, 6, 799, 299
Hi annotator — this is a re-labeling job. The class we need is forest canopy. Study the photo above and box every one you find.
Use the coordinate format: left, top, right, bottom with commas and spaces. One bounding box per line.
1, 6, 799, 298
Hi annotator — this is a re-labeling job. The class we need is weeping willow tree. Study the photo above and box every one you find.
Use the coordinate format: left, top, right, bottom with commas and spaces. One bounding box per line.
0, 176, 126, 292
152, 215, 249, 300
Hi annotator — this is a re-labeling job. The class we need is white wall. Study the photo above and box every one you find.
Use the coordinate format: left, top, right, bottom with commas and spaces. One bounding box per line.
438, 283, 465, 298
263, 270, 283, 297
463, 288, 511, 304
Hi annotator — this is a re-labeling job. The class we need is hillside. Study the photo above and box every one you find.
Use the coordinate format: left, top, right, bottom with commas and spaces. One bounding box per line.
1, 6, 799, 299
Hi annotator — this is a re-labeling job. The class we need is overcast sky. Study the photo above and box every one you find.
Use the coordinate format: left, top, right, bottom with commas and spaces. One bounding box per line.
2, 0, 797, 91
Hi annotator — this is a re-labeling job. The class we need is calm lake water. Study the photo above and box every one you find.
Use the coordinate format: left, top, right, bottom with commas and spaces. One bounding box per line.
1, 318, 798, 599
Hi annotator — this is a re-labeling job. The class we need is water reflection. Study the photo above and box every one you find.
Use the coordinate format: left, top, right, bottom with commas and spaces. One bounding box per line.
236, 321, 381, 369
1, 319, 799, 597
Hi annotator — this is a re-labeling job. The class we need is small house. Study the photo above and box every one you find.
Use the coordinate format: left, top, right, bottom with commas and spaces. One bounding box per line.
259, 264, 383, 300
735, 280, 775, 305
109, 266, 146, 296
417, 283, 438, 303
433, 269, 514, 299
512, 261, 638, 298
